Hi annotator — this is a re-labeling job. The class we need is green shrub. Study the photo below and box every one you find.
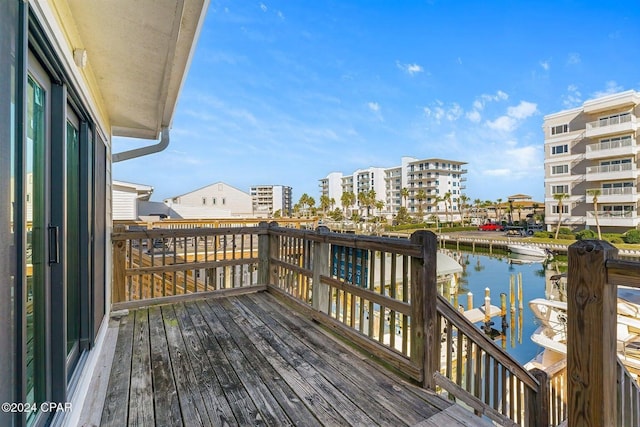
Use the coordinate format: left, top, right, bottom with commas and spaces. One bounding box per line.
558, 227, 573, 236
602, 233, 623, 243
623, 229, 640, 244
557, 233, 576, 241
533, 231, 553, 239
575, 229, 596, 240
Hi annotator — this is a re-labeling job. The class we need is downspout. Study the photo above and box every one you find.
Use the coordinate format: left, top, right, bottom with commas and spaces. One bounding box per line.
112, 126, 170, 162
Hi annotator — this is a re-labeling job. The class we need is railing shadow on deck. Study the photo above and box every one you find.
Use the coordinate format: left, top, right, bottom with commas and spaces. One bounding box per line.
116, 221, 632, 426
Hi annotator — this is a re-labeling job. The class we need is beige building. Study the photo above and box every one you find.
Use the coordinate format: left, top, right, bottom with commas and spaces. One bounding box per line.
163, 182, 254, 218
544, 90, 640, 233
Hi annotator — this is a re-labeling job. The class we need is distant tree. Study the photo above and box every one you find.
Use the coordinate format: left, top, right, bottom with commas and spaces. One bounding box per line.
458, 194, 469, 225
319, 195, 331, 216
341, 191, 355, 217
375, 199, 385, 217
401, 187, 410, 209
515, 204, 523, 223
586, 189, 602, 240
273, 209, 281, 218
443, 191, 453, 225
328, 208, 343, 221
416, 190, 427, 218
553, 193, 568, 239
495, 198, 503, 223
394, 207, 411, 225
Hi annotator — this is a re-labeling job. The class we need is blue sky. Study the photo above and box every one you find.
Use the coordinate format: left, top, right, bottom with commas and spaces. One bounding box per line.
113, 0, 640, 204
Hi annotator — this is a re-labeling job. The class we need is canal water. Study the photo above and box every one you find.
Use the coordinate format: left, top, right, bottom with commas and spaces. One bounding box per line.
446, 249, 566, 366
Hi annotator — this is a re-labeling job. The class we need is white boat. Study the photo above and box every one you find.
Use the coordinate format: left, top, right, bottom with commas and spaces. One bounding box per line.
507, 244, 551, 258
525, 294, 640, 374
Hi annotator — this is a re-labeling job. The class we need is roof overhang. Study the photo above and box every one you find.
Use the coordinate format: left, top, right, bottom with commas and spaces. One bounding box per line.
66, 0, 209, 140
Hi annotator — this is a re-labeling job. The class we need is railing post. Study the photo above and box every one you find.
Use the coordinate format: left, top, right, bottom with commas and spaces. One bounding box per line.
567, 239, 618, 427
112, 224, 127, 303
410, 230, 438, 389
529, 368, 550, 427
258, 221, 274, 285
312, 226, 331, 313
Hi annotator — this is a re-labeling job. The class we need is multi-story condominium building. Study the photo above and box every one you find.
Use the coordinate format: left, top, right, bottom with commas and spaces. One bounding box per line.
402, 157, 468, 218
544, 90, 640, 233
319, 172, 344, 204
319, 157, 467, 219
250, 185, 293, 217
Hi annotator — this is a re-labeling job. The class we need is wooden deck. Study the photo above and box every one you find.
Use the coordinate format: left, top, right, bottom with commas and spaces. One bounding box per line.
99, 291, 492, 426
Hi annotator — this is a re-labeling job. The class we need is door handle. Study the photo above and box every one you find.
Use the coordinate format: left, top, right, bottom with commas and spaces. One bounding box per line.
48, 225, 59, 264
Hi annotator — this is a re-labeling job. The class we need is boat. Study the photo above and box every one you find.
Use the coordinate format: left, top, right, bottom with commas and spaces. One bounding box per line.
525, 293, 640, 375
507, 243, 551, 258
508, 252, 548, 264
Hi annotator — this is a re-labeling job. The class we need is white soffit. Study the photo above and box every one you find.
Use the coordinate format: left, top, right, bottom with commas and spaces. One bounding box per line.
67, 0, 209, 139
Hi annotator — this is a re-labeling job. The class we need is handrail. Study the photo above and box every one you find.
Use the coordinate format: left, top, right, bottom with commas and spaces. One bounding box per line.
566, 240, 640, 426
111, 222, 548, 426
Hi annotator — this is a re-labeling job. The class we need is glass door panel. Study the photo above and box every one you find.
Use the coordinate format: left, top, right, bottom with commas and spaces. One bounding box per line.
26, 75, 47, 425
66, 117, 80, 373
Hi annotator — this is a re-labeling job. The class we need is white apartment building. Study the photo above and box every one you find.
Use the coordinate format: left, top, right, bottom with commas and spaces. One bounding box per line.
544, 90, 640, 233
250, 185, 293, 217
320, 157, 467, 219
402, 157, 467, 218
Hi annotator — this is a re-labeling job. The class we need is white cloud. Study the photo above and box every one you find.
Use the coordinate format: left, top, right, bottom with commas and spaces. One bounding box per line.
483, 168, 511, 177
592, 81, 624, 99
486, 101, 537, 132
447, 103, 463, 121
396, 61, 424, 75
507, 101, 537, 119
368, 102, 384, 121
423, 101, 462, 123
562, 84, 582, 108
567, 52, 581, 65
539, 60, 550, 71
260, 3, 267, 12
466, 110, 481, 123
486, 116, 516, 132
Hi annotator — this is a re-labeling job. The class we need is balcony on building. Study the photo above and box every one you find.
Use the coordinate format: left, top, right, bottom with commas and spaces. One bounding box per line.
585, 113, 637, 138
586, 162, 638, 182
585, 136, 636, 160
586, 209, 640, 228
586, 186, 637, 204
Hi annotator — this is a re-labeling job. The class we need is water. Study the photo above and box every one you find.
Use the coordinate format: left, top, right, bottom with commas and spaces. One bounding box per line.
447, 250, 562, 365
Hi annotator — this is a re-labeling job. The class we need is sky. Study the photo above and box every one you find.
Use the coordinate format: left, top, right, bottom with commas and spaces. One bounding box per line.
112, 0, 640, 205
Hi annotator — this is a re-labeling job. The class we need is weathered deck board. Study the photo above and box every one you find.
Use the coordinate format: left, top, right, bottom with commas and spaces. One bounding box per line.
101, 311, 134, 426
100, 291, 494, 426
128, 310, 154, 426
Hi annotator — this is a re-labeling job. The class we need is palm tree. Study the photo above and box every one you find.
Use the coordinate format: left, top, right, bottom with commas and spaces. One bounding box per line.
495, 198, 503, 223
357, 191, 368, 217
341, 191, 355, 217
443, 191, 453, 225
319, 195, 331, 217
458, 194, 469, 225
416, 189, 427, 218
553, 193, 568, 239
401, 187, 410, 209
587, 189, 602, 239
375, 200, 385, 217
515, 204, 523, 223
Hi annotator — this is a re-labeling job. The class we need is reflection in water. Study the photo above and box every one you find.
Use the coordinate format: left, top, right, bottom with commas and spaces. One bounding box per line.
445, 250, 568, 365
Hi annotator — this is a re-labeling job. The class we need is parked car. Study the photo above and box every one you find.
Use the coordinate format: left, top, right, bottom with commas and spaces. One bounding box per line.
478, 222, 504, 231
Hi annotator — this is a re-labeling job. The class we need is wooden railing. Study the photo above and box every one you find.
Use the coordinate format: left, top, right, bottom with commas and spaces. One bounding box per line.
111, 222, 550, 425
566, 240, 640, 427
